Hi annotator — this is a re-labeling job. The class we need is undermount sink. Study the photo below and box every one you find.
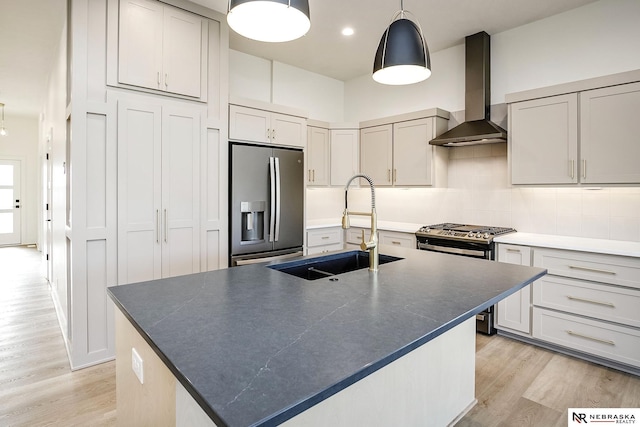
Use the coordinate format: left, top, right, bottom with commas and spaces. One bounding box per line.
268, 250, 403, 281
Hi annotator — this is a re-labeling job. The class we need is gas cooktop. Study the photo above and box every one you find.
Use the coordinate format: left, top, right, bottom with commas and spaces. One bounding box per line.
415, 223, 516, 244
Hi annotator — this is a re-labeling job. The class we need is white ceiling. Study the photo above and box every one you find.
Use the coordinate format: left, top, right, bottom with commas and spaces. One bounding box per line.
1, 0, 598, 116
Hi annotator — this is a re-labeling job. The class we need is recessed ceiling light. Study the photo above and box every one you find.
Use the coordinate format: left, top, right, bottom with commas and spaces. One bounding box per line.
342, 27, 355, 36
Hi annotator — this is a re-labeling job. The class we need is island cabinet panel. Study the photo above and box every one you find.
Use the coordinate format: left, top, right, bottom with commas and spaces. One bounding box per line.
280, 318, 476, 427
330, 128, 359, 186
580, 81, 640, 184
229, 105, 307, 148
117, 99, 201, 285
115, 309, 177, 426
378, 230, 416, 249
509, 94, 578, 185
495, 244, 533, 335
307, 126, 330, 186
118, 0, 205, 98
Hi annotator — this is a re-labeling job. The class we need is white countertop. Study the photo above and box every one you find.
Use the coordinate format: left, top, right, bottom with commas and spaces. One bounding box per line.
306, 218, 423, 234
494, 232, 640, 258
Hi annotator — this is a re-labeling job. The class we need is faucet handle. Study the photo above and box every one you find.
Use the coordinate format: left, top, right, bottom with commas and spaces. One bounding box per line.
360, 229, 374, 251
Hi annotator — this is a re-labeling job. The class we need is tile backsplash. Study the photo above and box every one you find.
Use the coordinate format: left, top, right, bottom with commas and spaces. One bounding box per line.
307, 144, 640, 242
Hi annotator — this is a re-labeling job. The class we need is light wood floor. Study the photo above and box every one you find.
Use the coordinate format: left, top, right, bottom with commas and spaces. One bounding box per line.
1, 246, 639, 426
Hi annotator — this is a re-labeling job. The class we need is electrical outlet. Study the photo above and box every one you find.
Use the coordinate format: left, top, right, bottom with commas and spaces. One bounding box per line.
132, 348, 144, 384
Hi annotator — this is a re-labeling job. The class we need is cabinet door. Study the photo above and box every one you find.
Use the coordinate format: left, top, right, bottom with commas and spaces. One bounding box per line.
360, 125, 393, 186
510, 94, 578, 184
330, 129, 358, 186
271, 113, 307, 148
118, 0, 164, 91
307, 127, 330, 186
496, 244, 532, 334
229, 105, 270, 143
117, 100, 163, 284
580, 82, 640, 184
393, 118, 434, 186
162, 7, 203, 98
161, 107, 201, 278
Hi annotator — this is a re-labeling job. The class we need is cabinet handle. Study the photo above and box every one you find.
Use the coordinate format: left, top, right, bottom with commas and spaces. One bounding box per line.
308, 169, 312, 182
387, 169, 391, 182
156, 209, 160, 243
582, 159, 586, 179
566, 330, 615, 346
321, 236, 330, 240
164, 209, 168, 243
272, 129, 276, 139
312, 169, 315, 182
393, 169, 397, 183
569, 160, 575, 179
157, 71, 161, 86
568, 265, 616, 275
164, 73, 168, 88
566, 295, 615, 308
391, 241, 401, 245
506, 248, 521, 253
267, 129, 271, 140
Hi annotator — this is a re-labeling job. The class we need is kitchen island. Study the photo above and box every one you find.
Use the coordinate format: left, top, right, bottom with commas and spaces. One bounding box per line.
108, 245, 546, 427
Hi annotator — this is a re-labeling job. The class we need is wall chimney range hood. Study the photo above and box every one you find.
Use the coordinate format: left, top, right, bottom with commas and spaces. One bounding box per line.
430, 31, 507, 146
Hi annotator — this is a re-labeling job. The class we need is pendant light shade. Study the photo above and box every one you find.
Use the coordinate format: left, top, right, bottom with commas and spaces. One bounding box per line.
227, 0, 310, 43
373, 7, 431, 85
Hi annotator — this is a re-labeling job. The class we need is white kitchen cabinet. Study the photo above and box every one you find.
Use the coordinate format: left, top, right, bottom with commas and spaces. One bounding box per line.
360, 125, 393, 185
117, 99, 201, 284
360, 114, 449, 187
509, 94, 578, 185
531, 247, 640, 371
495, 244, 533, 335
580, 82, 640, 184
509, 77, 640, 185
307, 126, 330, 186
330, 128, 359, 186
306, 227, 343, 255
229, 105, 306, 148
378, 230, 416, 249
118, 0, 205, 98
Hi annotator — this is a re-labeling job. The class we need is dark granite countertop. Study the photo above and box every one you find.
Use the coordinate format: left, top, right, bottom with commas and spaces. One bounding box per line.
108, 245, 546, 427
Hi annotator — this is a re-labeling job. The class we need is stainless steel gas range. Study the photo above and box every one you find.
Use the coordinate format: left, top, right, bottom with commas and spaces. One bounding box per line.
415, 223, 517, 334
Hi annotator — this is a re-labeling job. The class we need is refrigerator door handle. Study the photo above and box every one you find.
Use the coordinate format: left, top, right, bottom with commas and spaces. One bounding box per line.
275, 156, 281, 242
269, 157, 276, 242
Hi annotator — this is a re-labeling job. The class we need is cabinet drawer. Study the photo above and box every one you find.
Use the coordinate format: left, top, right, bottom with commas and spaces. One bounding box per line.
307, 228, 343, 248
533, 275, 640, 328
533, 307, 640, 368
345, 228, 371, 245
378, 230, 416, 249
307, 243, 344, 255
533, 248, 640, 289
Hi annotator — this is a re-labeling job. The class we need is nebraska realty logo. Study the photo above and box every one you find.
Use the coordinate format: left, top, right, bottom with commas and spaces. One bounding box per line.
569, 408, 639, 425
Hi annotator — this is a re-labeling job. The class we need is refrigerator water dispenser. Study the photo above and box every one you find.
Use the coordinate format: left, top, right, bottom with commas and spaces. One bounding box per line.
241, 201, 265, 244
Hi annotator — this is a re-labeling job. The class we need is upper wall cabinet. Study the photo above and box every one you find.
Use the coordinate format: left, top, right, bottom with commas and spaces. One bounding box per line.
118, 0, 206, 98
307, 126, 330, 186
360, 110, 449, 187
229, 105, 307, 148
508, 72, 640, 185
330, 128, 359, 186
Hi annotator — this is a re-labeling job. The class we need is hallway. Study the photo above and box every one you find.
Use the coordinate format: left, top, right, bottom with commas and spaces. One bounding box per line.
0, 246, 116, 426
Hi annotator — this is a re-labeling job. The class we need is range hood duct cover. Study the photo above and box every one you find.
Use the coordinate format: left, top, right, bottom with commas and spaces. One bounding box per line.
430, 31, 506, 146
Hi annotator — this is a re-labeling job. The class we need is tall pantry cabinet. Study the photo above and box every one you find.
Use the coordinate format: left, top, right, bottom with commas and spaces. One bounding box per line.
62, 0, 228, 369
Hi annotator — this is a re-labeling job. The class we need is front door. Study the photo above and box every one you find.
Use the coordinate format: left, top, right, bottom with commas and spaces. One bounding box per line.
0, 159, 21, 246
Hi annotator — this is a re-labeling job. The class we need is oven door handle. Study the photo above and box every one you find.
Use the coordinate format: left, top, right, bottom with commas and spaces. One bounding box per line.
417, 242, 488, 258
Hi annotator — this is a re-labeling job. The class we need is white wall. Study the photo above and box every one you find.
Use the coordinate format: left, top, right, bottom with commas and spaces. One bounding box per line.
229, 49, 345, 122
0, 113, 40, 245
345, 0, 640, 122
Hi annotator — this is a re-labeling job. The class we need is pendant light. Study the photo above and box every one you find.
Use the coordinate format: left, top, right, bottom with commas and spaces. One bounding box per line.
373, 0, 431, 85
0, 103, 7, 137
227, 0, 311, 43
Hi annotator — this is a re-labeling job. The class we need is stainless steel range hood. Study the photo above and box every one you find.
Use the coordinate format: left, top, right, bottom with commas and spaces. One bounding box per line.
430, 31, 506, 146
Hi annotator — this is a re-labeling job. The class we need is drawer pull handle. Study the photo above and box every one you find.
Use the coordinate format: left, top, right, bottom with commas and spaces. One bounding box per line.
567, 295, 615, 308
568, 265, 616, 275
506, 248, 521, 253
566, 330, 615, 346
391, 241, 401, 245
321, 236, 330, 240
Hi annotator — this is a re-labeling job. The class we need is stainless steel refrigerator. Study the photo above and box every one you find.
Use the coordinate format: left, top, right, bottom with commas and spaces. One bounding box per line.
229, 142, 304, 266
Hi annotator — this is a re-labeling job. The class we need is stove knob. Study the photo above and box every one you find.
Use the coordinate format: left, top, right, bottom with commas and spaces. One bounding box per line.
476, 233, 483, 238
483, 233, 490, 239
467, 232, 474, 238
